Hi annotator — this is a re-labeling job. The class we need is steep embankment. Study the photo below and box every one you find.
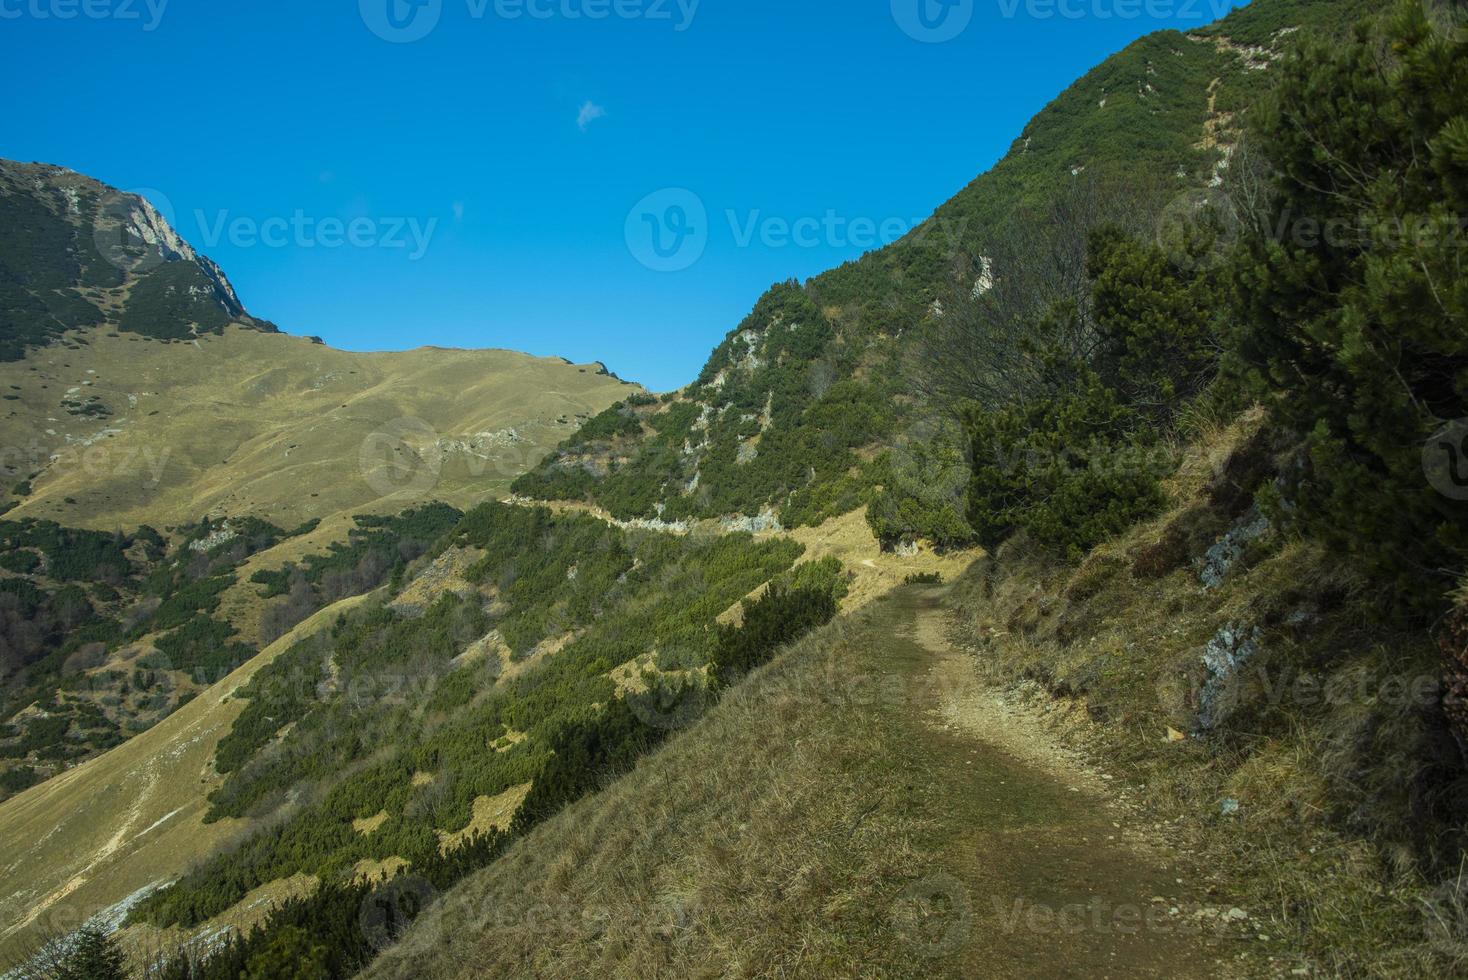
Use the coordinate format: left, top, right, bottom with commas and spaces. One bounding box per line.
363, 586, 1254, 979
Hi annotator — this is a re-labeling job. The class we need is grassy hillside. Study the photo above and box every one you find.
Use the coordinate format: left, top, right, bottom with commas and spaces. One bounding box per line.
0, 326, 632, 801
0, 156, 636, 547
0, 327, 632, 532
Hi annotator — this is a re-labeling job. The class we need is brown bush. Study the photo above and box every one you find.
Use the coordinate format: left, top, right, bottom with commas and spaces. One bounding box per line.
1130, 526, 1190, 579
1206, 425, 1275, 519
62, 642, 108, 674
1129, 503, 1230, 580
1439, 601, 1468, 759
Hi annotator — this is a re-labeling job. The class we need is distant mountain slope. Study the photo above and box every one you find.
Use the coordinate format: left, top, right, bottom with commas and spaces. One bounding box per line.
0, 160, 275, 360
514, 0, 1375, 535
0, 589, 377, 953
0, 157, 637, 536
0, 328, 633, 533
0, 162, 636, 820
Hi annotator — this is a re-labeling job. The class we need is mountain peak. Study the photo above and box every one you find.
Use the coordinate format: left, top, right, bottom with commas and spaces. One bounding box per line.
0, 157, 270, 361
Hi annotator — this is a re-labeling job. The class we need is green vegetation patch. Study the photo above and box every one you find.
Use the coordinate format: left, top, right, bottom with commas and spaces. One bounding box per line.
134, 500, 834, 946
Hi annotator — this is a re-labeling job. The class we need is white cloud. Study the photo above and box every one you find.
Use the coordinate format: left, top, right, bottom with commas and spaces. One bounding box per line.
577, 101, 606, 132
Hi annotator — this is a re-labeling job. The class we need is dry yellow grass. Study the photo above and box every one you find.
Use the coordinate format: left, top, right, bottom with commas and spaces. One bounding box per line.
354, 811, 390, 836
0, 325, 634, 533
716, 506, 981, 626
496, 629, 584, 684
389, 546, 490, 613
780, 507, 977, 611
606, 654, 707, 697
489, 728, 528, 753
436, 783, 533, 856
353, 858, 413, 886
455, 629, 511, 670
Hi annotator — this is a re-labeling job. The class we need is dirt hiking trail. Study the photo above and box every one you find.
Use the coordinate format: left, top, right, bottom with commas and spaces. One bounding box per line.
873, 585, 1243, 978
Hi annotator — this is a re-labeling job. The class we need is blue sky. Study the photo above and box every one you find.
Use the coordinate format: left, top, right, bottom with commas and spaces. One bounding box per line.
2, 0, 1246, 390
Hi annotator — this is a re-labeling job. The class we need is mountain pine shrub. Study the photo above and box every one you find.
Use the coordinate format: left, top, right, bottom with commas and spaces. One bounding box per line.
1227, 0, 1468, 618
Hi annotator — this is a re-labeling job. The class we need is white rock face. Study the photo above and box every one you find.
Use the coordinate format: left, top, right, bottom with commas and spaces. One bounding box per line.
125, 195, 194, 262
438, 429, 528, 459
720, 507, 783, 535
115, 191, 247, 316
971, 256, 995, 299
1199, 509, 1270, 589
189, 525, 239, 553
730, 328, 766, 373
618, 516, 692, 535
1196, 622, 1262, 731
